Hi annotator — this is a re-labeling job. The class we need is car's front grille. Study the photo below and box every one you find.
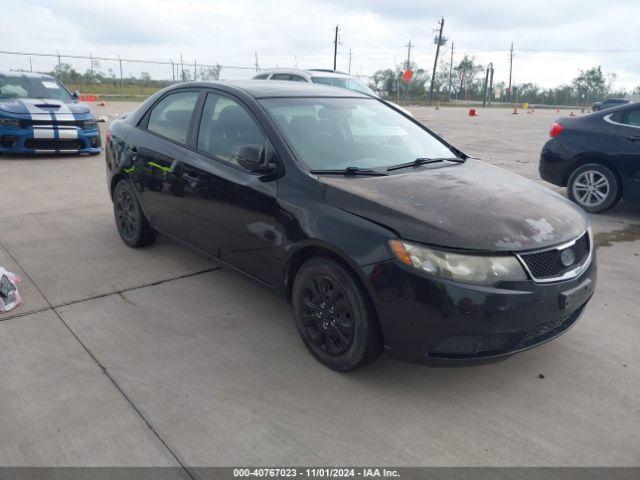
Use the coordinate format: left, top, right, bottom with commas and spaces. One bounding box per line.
24, 138, 82, 150
19, 119, 85, 128
519, 232, 591, 281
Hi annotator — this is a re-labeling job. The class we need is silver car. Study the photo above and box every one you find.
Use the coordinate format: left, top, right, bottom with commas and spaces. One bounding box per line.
252, 68, 412, 116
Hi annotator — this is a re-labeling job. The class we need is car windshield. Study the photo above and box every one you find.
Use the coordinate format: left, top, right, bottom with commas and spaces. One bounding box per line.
0, 76, 72, 101
261, 97, 457, 170
311, 76, 376, 96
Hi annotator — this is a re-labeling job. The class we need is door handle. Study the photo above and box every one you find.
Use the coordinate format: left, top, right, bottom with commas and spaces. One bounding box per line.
127, 146, 138, 161
182, 172, 200, 187
628, 136, 640, 142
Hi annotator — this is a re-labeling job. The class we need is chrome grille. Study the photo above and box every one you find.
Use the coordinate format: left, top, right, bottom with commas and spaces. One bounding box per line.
518, 231, 591, 282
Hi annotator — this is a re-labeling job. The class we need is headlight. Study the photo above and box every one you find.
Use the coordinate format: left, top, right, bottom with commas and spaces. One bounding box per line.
82, 120, 99, 130
0, 117, 21, 129
389, 240, 527, 286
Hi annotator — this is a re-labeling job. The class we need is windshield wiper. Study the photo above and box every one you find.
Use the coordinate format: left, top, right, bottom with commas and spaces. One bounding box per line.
387, 157, 465, 172
310, 167, 388, 176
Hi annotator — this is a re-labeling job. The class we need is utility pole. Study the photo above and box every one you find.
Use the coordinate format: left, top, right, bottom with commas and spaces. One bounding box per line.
118, 55, 124, 96
254, 51, 259, 72
56, 51, 62, 82
448, 41, 454, 102
404, 41, 412, 70
333, 25, 340, 71
488, 63, 494, 107
194, 59, 197, 82
29, 57, 33, 72
180, 53, 184, 82
348, 48, 352, 74
428, 17, 445, 106
508, 42, 514, 103
482, 65, 490, 107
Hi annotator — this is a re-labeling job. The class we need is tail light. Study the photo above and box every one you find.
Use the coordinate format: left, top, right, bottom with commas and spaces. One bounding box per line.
549, 122, 564, 138
105, 130, 111, 144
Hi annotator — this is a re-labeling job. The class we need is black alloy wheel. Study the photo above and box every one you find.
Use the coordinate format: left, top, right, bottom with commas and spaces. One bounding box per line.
292, 257, 382, 371
301, 274, 355, 356
113, 180, 156, 247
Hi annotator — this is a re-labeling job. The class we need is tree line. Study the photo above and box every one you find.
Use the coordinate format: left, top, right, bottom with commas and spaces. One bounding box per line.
369, 56, 638, 106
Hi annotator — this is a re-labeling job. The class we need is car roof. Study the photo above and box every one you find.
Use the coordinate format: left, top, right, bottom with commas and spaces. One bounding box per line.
176, 80, 370, 99
255, 68, 360, 80
0, 71, 56, 80
255, 68, 312, 77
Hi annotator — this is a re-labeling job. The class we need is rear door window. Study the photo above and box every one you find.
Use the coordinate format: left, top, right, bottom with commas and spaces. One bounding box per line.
621, 108, 640, 127
146, 91, 199, 144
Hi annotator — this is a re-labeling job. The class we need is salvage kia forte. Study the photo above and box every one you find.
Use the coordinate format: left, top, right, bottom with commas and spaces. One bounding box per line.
105, 81, 596, 370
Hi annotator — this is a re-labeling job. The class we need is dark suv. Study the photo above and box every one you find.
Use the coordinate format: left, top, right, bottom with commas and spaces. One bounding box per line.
106, 81, 595, 370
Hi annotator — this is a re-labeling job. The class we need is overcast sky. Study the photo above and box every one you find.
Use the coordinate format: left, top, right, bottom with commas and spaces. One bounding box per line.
2, 0, 639, 90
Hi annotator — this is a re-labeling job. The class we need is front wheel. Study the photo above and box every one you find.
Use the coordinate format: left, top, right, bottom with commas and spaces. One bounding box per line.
567, 163, 620, 213
292, 257, 382, 371
113, 179, 156, 247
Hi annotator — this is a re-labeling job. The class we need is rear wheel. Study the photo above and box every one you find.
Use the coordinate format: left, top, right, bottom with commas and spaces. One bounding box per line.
113, 180, 156, 247
567, 163, 620, 213
292, 257, 382, 371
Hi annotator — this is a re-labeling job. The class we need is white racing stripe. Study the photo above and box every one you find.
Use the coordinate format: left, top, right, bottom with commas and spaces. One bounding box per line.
57, 128, 78, 139
33, 127, 79, 139
53, 102, 76, 121
33, 128, 56, 139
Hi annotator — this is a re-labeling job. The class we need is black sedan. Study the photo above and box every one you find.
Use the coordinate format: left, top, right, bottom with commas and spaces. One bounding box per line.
592, 98, 632, 111
540, 102, 640, 212
106, 81, 596, 370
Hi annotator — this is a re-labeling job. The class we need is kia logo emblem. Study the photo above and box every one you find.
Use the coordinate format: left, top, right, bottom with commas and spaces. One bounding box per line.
560, 248, 576, 267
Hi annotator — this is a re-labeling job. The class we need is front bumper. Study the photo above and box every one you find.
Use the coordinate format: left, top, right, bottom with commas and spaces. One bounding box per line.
364, 253, 597, 364
0, 124, 101, 154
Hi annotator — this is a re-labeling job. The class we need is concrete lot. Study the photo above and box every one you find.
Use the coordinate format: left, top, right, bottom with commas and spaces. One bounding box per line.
0, 103, 638, 467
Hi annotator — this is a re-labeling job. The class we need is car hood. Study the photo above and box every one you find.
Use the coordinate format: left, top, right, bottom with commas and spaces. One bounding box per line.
320, 159, 589, 252
0, 98, 92, 118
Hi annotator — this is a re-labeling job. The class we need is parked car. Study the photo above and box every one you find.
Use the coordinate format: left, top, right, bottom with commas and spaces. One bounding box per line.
592, 98, 632, 111
540, 102, 640, 212
106, 81, 596, 370
253, 68, 412, 116
0, 71, 101, 155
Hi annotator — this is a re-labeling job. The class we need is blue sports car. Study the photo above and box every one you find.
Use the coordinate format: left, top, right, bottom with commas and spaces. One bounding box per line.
0, 71, 101, 155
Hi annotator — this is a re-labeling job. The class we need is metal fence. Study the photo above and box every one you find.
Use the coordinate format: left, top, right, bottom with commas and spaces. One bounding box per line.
0, 49, 261, 97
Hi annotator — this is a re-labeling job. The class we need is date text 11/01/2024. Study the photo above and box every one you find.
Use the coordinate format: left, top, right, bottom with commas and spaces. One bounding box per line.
232, 468, 400, 478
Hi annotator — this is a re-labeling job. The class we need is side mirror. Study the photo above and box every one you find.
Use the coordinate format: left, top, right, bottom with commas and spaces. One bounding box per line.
72, 90, 80, 100
235, 145, 275, 174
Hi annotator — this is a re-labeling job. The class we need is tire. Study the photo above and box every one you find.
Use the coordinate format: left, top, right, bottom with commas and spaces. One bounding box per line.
292, 257, 382, 371
112, 179, 156, 247
567, 163, 620, 213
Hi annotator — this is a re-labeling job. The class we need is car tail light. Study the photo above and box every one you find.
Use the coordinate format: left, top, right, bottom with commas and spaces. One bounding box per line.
105, 131, 111, 144
549, 122, 564, 138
